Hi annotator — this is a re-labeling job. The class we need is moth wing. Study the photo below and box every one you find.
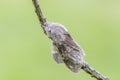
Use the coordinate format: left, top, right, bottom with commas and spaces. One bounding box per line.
64, 34, 85, 56
53, 53, 64, 64
64, 59, 80, 73
61, 34, 85, 73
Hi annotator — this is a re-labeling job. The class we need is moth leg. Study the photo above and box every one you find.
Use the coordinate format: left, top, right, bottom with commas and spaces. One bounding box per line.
52, 42, 64, 64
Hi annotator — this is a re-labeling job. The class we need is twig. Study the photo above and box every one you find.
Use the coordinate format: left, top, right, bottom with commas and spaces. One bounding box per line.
32, 0, 46, 28
82, 61, 109, 80
32, 0, 109, 80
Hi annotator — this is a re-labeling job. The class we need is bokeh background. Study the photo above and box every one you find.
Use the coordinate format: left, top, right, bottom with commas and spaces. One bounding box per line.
0, 0, 120, 80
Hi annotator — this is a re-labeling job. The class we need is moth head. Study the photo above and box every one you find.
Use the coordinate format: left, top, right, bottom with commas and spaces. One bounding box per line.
44, 22, 68, 42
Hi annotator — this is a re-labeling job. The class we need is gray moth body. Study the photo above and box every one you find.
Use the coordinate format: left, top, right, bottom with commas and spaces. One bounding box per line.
43, 22, 85, 73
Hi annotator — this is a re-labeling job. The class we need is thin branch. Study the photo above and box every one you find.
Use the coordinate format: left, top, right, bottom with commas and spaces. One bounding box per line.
82, 61, 109, 80
32, 0, 46, 26
32, 0, 109, 80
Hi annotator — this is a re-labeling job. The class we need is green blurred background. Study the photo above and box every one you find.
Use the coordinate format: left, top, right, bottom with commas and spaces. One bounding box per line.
0, 0, 120, 80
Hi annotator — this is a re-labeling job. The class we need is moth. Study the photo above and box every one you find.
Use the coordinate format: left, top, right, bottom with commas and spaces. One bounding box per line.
43, 22, 85, 73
